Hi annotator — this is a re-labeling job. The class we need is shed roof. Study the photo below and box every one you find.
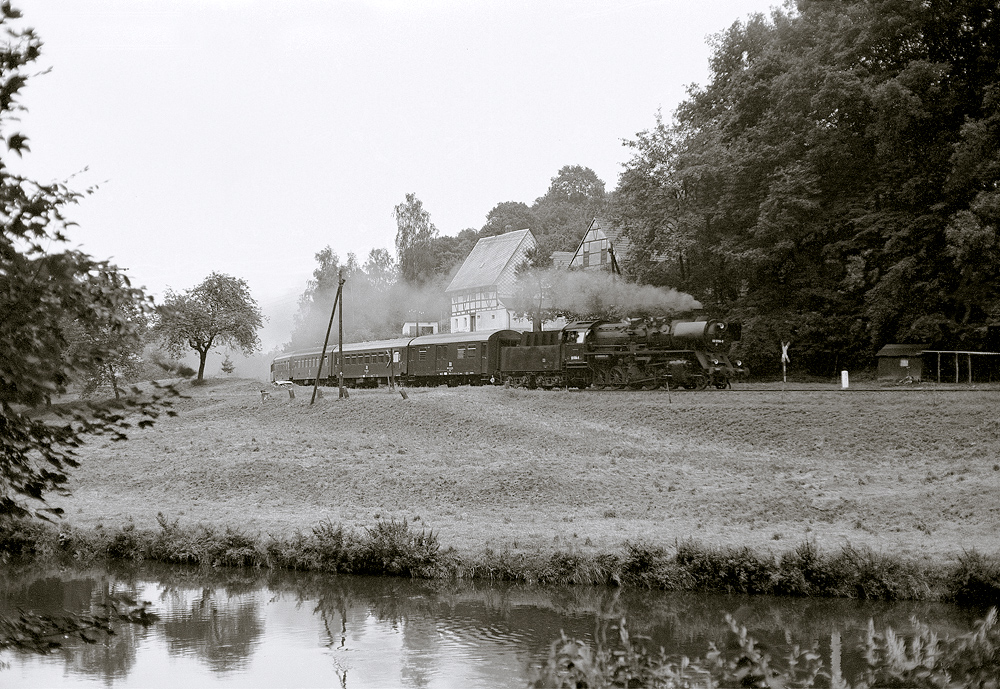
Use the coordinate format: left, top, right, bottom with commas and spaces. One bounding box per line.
446, 229, 534, 293
876, 344, 929, 357
550, 251, 574, 269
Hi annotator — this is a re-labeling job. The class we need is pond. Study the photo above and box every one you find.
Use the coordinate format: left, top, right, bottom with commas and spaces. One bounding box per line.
0, 562, 983, 688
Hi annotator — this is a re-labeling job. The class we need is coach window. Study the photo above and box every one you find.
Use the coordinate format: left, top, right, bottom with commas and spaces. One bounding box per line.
419, 348, 427, 361
457, 346, 465, 359
467, 345, 476, 358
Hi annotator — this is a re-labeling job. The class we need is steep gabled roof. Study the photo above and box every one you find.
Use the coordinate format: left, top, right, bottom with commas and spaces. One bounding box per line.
446, 229, 535, 293
570, 217, 632, 266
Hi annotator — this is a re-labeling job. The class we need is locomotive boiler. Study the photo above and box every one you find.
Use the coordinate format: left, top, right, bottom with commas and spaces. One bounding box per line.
499, 318, 746, 390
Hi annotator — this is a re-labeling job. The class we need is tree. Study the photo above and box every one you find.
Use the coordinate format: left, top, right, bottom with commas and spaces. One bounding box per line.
539, 164, 606, 205
481, 201, 539, 237
156, 273, 263, 381
1, 2, 176, 522
63, 275, 150, 399
532, 166, 608, 255
510, 247, 555, 332
393, 193, 439, 284
362, 247, 397, 293
288, 247, 407, 349
616, 1, 1000, 375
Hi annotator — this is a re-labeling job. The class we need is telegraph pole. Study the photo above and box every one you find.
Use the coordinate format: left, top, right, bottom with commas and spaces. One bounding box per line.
311, 278, 343, 405
338, 271, 347, 399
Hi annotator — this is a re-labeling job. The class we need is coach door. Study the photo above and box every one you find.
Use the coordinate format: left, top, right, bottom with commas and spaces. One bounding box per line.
437, 344, 450, 374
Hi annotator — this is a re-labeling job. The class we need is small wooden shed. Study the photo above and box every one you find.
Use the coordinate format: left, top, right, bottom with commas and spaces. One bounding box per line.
876, 344, 928, 381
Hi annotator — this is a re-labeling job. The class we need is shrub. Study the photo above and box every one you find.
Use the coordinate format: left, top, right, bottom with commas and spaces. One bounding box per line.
674, 540, 777, 595
309, 520, 351, 572
354, 519, 440, 577
948, 550, 1000, 608
104, 520, 149, 561
773, 539, 847, 597
149, 513, 202, 564
0, 517, 54, 559
835, 544, 926, 601
204, 527, 264, 568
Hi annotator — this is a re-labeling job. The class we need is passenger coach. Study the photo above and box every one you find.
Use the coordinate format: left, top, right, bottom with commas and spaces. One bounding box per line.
271, 329, 521, 388
406, 330, 520, 386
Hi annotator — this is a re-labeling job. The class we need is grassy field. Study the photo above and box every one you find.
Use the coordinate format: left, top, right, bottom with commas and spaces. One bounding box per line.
51, 377, 1000, 566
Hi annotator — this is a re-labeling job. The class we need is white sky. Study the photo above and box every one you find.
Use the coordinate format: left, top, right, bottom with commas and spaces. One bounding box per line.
12, 0, 779, 320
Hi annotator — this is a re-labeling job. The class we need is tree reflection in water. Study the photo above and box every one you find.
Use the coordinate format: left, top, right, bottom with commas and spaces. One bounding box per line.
159, 586, 262, 672
0, 561, 985, 689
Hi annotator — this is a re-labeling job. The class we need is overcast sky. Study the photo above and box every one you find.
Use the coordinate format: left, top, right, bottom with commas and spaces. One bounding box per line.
13, 0, 779, 338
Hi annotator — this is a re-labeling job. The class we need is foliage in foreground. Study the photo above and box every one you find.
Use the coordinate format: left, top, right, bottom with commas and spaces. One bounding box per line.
0, 3, 178, 522
530, 609, 1000, 689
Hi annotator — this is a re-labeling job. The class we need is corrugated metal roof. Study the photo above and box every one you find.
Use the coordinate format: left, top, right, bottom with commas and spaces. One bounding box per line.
446, 229, 534, 293
876, 344, 929, 357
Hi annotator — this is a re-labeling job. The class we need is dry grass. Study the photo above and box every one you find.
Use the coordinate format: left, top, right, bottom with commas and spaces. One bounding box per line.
51, 377, 1000, 564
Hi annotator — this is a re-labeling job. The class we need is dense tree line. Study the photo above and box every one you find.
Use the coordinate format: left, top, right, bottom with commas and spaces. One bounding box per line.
615, 0, 1000, 375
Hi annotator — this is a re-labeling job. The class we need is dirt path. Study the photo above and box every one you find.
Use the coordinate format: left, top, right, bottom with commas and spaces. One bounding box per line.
53, 378, 1000, 563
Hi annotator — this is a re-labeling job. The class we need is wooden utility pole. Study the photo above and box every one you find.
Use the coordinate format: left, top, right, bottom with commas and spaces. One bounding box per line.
311, 279, 343, 405
338, 271, 347, 399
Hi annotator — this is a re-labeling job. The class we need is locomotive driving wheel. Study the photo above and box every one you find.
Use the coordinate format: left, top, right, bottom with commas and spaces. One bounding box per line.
626, 364, 646, 390
608, 366, 628, 390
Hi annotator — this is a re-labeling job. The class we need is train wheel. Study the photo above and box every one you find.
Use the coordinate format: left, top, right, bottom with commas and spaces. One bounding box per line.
608, 366, 628, 390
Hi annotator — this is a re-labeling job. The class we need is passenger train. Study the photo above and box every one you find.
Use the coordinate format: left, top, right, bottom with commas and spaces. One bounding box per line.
271, 318, 745, 390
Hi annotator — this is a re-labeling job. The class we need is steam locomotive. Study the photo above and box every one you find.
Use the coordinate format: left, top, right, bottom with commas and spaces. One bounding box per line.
501, 319, 745, 390
271, 318, 745, 390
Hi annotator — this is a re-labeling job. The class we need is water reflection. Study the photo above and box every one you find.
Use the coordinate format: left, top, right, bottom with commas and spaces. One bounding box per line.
0, 562, 984, 688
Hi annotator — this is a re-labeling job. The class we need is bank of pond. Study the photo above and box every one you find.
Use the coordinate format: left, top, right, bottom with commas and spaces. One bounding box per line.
2, 516, 1000, 686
